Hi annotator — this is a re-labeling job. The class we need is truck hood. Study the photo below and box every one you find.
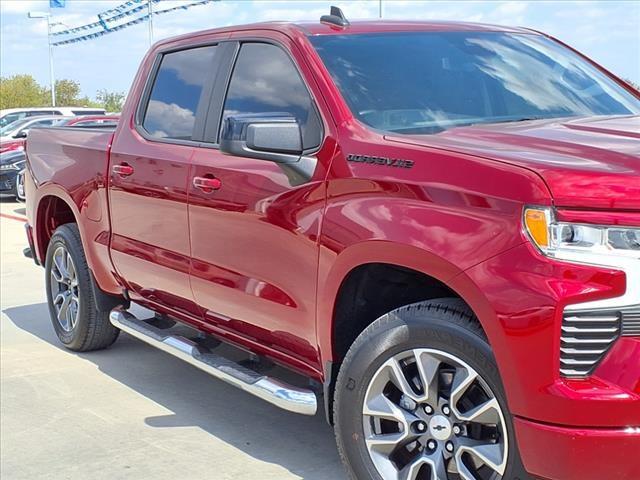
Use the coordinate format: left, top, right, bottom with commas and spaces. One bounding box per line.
388, 115, 640, 210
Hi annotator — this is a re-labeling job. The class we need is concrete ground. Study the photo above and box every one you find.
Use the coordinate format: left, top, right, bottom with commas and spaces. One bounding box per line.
0, 197, 346, 480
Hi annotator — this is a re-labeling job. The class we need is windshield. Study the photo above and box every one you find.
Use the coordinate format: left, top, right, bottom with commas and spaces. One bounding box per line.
310, 32, 640, 134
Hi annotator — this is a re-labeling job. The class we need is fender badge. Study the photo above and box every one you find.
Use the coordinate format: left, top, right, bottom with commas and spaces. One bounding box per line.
347, 154, 414, 169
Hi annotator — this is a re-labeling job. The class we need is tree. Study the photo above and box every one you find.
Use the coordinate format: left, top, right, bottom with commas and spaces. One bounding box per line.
53, 79, 81, 106
0, 74, 48, 109
96, 89, 126, 112
42, 79, 100, 107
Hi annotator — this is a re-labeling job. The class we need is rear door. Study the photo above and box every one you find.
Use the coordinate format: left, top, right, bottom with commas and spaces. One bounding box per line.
188, 37, 329, 371
109, 43, 221, 317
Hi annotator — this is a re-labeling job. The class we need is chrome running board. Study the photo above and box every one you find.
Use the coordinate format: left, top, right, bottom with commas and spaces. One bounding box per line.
109, 307, 317, 415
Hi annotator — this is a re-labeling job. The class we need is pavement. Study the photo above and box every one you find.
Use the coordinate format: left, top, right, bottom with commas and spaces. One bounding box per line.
0, 197, 346, 480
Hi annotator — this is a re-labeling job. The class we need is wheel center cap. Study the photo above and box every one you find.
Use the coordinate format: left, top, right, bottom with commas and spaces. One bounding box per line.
429, 415, 452, 440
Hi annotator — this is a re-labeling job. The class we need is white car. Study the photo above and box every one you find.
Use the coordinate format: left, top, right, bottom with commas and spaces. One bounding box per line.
0, 107, 105, 128
0, 115, 69, 143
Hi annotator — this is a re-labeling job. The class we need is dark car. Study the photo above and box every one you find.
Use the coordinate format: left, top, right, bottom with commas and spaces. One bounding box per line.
0, 149, 26, 198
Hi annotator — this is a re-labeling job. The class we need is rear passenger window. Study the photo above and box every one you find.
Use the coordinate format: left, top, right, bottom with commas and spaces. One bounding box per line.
221, 43, 322, 149
143, 45, 217, 140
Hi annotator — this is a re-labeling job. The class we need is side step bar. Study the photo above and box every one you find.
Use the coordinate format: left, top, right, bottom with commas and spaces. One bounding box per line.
109, 307, 318, 416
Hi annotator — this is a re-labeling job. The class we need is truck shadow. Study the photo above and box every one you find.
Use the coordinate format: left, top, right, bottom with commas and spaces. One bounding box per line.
0, 196, 26, 215
3, 302, 346, 480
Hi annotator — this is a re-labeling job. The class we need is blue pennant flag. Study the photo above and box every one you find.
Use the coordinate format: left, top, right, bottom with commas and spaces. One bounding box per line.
50, 0, 66, 7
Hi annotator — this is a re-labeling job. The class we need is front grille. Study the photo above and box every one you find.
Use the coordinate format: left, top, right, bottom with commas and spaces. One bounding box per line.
621, 305, 640, 336
560, 311, 621, 377
560, 304, 640, 377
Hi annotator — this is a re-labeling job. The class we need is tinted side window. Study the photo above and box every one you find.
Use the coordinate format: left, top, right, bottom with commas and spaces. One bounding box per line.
26, 111, 56, 117
143, 45, 217, 140
31, 119, 56, 127
72, 110, 105, 115
221, 43, 321, 149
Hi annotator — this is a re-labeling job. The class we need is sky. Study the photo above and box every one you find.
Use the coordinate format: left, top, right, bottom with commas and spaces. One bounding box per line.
1, 0, 639, 100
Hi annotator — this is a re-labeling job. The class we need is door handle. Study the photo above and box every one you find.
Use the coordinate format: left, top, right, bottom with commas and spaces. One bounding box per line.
112, 163, 134, 177
193, 175, 222, 193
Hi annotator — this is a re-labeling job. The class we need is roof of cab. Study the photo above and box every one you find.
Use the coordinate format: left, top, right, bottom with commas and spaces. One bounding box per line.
155, 19, 535, 48
295, 20, 533, 35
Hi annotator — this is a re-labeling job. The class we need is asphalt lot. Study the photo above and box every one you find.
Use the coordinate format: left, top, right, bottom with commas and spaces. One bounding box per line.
0, 197, 346, 480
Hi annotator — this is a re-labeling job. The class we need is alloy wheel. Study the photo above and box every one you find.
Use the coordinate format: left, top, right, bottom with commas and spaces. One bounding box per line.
363, 348, 508, 480
16, 171, 25, 201
49, 245, 80, 332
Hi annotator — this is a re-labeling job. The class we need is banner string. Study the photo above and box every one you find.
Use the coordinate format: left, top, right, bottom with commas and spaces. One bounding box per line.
51, 0, 217, 46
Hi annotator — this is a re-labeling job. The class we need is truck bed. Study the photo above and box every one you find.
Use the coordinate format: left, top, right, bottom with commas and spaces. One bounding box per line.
26, 126, 115, 190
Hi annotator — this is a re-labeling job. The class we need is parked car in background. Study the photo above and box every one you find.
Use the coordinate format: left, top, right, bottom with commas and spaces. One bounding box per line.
0, 149, 26, 199
0, 138, 27, 154
0, 116, 69, 152
0, 115, 119, 154
57, 115, 120, 127
0, 107, 106, 128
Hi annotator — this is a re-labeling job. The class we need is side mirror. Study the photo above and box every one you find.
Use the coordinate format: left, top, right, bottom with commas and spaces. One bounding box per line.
14, 129, 29, 139
219, 114, 302, 163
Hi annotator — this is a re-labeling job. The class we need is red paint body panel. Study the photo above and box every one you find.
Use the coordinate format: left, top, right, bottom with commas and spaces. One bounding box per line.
514, 417, 640, 480
109, 128, 199, 318
556, 208, 640, 227
24, 20, 640, 480
24, 126, 121, 295
390, 115, 640, 210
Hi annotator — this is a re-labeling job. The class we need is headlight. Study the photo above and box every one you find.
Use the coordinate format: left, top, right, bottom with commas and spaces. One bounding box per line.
524, 207, 640, 266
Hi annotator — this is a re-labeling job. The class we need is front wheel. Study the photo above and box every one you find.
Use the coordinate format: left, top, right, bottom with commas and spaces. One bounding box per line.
334, 299, 529, 480
45, 223, 119, 351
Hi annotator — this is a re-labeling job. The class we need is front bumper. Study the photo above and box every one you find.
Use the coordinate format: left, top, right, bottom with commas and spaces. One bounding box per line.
450, 242, 640, 428
514, 417, 640, 480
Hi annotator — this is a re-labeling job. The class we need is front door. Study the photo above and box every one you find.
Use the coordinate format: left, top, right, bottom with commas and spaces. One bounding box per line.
188, 39, 329, 371
109, 44, 220, 317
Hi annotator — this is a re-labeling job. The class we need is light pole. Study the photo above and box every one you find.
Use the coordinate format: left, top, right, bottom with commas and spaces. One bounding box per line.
28, 11, 56, 107
148, 0, 154, 48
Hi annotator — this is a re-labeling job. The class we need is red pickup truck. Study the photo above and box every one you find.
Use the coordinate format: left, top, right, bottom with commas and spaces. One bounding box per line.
24, 8, 640, 480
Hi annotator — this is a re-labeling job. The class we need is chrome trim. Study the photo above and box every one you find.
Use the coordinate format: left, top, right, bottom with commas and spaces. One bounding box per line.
559, 308, 623, 377
109, 307, 317, 415
561, 325, 618, 333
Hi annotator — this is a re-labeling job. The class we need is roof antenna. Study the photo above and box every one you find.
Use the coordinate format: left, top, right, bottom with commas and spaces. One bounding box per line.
321, 6, 350, 28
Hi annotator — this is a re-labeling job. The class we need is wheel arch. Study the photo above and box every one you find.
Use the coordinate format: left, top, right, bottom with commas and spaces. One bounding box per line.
34, 192, 79, 264
317, 241, 494, 423
34, 188, 126, 309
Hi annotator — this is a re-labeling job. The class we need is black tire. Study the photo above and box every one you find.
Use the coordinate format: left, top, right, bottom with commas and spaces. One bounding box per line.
45, 223, 119, 351
334, 298, 530, 480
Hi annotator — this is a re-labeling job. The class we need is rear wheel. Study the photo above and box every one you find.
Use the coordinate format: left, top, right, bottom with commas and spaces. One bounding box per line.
334, 299, 529, 480
45, 224, 119, 351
